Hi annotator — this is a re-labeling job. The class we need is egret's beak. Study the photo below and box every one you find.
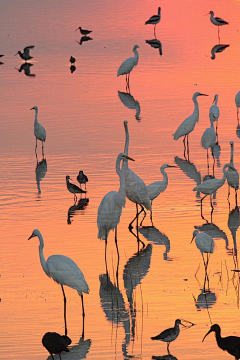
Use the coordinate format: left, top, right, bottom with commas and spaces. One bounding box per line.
168, 165, 177, 168
202, 328, 213, 342
123, 155, 135, 161
199, 93, 209, 96
190, 235, 195, 244
30, 107, 34, 110
28, 233, 34, 240
212, 95, 216, 104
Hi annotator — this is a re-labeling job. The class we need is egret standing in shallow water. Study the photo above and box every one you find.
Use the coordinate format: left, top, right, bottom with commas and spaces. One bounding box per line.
201, 114, 216, 174
202, 324, 240, 359
30, 106, 46, 156
208, 11, 229, 41
145, 7, 161, 37
14, 45, 35, 61
209, 94, 220, 137
235, 91, 240, 123
173, 92, 208, 161
151, 319, 186, 354
117, 45, 139, 92
28, 229, 89, 337
226, 141, 239, 206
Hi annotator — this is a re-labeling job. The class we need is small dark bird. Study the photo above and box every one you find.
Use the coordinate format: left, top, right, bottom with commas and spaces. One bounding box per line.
42, 332, 70, 359
77, 170, 88, 190
75, 26, 92, 35
151, 319, 185, 354
14, 45, 35, 61
202, 324, 240, 359
70, 56, 76, 64
0, 55, 4, 58
66, 175, 86, 202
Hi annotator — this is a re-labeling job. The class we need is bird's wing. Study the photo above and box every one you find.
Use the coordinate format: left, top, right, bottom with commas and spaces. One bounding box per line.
24, 45, 34, 55
125, 169, 151, 209
173, 113, 196, 140
117, 57, 135, 76
147, 181, 166, 200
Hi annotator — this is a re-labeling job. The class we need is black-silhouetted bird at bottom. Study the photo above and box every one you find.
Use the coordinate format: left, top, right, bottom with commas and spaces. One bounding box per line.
42, 332, 71, 359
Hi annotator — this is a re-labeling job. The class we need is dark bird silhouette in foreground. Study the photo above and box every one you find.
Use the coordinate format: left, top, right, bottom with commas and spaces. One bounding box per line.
151, 319, 186, 354
14, 45, 35, 61
42, 332, 71, 359
75, 26, 92, 35
70, 56, 76, 64
77, 170, 88, 190
202, 324, 240, 359
66, 175, 87, 202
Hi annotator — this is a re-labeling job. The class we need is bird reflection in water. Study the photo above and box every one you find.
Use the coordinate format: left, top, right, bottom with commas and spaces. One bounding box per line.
138, 226, 171, 261
76, 36, 93, 46
99, 274, 131, 358
145, 38, 162, 56
211, 142, 221, 168
195, 222, 231, 254
118, 91, 141, 121
67, 196, 89, 224
211, 44, 229, 59
174, 156, 201, 197
15, 62, 36, 77
226, 141, 239, 208
152, 355, 178, 360
123, 244, 152, 340
35, 156, 47, 195
193, 289, 217, 311
228, 206, 240, 305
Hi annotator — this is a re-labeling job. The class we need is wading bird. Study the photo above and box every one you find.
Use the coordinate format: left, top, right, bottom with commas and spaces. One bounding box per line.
235, 91, 240, 123
97, 152, 134, 260
201, 114, 216, 173
209, 94, 220, 136
28, 229, 89, 337
145, 7, 161, 37
75, 26, 92, 36
42, 332, 70, 360
70, 56, 76, 64
77, 170, 88, 190
202, 324, 240, 359
30, 106, 46, 156
141, 164, 175, 226
14, 45, 35, 61
117, 45, 139, 92
208, 11, 228, 41
122, 120, 151, 234
226, 141, 239, 206
66, 175, 86, 202
173, 92, 208, 161
151, 319, 186, 354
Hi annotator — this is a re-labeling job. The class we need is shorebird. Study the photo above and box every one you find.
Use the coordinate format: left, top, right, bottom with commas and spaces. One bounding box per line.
202, 324, 240, 359
117, 45, 139, 92
66, 175, 86, 202
145, 7, 161, 37
208, 11, 228, 41
42, 332, 71, 359
14, 46, 35, 61
151, 319, 185, 354
70, 56, 76, 64
75, 26, 92, 35
77, 170, 88, 190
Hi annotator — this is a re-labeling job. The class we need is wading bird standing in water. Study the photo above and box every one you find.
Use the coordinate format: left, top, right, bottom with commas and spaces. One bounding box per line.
145, 7, 161, 37
117, 45, 139, 92
30, 106, 46, 156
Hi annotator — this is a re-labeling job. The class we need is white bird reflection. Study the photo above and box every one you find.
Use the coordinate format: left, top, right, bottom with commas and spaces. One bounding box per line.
138, 226, 171, 261
118, 91, 141, 121
15, 62, 36, 77
47, 335, 92, 360
145, 38, 162, 56
228, 206, 239, 257
174, 156, 201, 197
193, 289, 217, 310
194, 223, 231, 253
211, 142, 221, 168
99, 274, 131, 358
35, 156, 47, 195
211, 44, 229, 60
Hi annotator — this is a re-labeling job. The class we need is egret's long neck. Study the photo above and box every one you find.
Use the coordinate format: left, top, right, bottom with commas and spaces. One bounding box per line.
133, 49, 139, 66
210, 116, 214, 128
37, 232, 49, 276
34, 109, 38, 123
230, 145, 234, 165
116, 157, 126, 207
222, 164, 229, 182
193, 96, 199, 114
161, 168, 168, 185
122, 124, 129, 172
215, 97, 218, 106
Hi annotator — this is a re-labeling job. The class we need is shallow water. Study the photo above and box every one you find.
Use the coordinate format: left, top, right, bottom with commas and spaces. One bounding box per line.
1, 0, 240, 359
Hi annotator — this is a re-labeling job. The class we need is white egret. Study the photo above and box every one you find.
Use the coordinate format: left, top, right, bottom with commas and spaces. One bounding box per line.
30, 106, 46, 156
75, 27, 92, 35
193, 163, 231, 213
77, 170, 88, 190
28, 229, 89, 336
97, 152, 134, 260
235, 91, 240, 123
66, 175, 86, 202
209, 94, 220, 135
141, 164, 175, 226
201, 114, 216, 171
226, 141, 239, 206
14, 45, 35, 61
42, 332, 70, 359
122, 120, 151, 231
151, 319, 186, 354
145, 7, 161, 37
173, 92, 208, 161
117, 45, 139, 91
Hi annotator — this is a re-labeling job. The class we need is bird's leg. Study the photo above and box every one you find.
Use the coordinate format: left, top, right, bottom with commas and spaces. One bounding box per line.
115, 227, 120, 287
167, 342, 170, 355
238, 108, 240, 125
105, 239, 108, 276
215, 121, 218, 142
139, 208, 147, 226
61, 285, 67, 336
207, 148, 209, 174
154, 24, 156, 39
200, 194, 207, 220
212, 153, 215, 177
42, 141, 44, 157
187, 135, 190, 161
150, 200, 154, 226
210, 194, 214, 210
81, 295, 85, 338
235, 189, 238, 207
129, 203, 138, 230
183, 135, 187, 160
218, 26, 220, 44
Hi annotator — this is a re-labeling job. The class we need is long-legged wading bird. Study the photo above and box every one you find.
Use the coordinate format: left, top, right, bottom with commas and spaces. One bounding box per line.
97, 152, 135, 260
42, 332, 70, 360
77, 170, 88, 190
122, 120, 151, 232
226, 141, 239, 206
145, 7, 161, 37
173, 92, 208, 161
28, 229, 89, 337
75, 26, 92, 36
191, 230, 215, 291
66, 175, 86, 202
235, 91, 240, 124
117, 45, 139, 92
151, 319, 186, 354
14, 45, 35, 61
208, 11, 228, 41
193, 163, 231, 214
141, 164, 176, 226
30, 106, 46, 156
201, 113, 216, 172
202, 324, 240, 359
209, 94, 220, 136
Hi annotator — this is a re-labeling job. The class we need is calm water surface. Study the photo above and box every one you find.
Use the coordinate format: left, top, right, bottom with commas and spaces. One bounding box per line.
1, 0, 240, 359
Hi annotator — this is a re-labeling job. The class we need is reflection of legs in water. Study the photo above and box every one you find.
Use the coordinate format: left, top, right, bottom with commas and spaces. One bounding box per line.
129, 223, 145, 252
140, 201, 153, 227
129, 204, 145, 230
115, 227, 120, 288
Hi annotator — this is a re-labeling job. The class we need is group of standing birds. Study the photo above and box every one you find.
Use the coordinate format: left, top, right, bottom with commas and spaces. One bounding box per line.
66, 171, 88, 202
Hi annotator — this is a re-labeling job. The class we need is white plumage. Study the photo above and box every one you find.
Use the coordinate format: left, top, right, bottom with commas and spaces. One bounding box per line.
201, 117, 216, 150
235, 91, 240, 122
209, 94, 219, 124
31, 106, 46, 155
226, 141, 239, 205
117, 45, 139, 90
191, 230, 215, 255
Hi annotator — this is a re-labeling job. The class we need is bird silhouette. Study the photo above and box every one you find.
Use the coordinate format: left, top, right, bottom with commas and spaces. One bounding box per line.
30, 106, 46, 156
77, 170, 88, 190
75, 26, 92, 35
42, 332, 70, 359
14, 45, 35, 61
66, 175, 86, 202
145, 7, 161, 37
117, 45, 139, 92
